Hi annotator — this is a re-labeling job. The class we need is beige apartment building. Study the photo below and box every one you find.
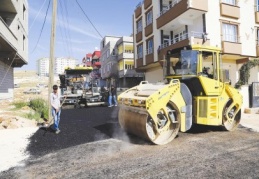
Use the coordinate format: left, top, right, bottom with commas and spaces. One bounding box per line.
133, 0, 259, 85
116, 36, 144, 88
0, 0, 28, 99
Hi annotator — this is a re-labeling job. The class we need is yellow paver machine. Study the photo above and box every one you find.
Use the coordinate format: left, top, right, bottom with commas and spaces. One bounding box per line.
118, 45, 243, 145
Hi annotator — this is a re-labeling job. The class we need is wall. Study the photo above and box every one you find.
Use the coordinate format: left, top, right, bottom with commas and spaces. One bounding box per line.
145, 66, 163, 83
0, 60, 14, 100
239, 0, 256, 56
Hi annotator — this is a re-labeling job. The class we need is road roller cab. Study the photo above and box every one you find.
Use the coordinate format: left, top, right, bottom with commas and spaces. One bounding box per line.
118, 45, 242, 145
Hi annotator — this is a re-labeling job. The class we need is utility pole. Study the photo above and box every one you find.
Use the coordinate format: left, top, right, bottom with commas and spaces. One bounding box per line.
48, 0, 58, 121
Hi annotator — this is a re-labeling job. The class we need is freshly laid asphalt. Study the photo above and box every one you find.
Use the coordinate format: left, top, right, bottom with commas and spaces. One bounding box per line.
27, 105, 124, 157
27, 105, 259, 158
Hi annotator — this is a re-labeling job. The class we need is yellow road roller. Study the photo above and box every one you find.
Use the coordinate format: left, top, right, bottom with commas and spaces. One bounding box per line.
118, 45, 243, 145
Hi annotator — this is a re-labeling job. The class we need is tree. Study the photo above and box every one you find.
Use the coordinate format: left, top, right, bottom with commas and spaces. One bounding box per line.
235, 59, 259, 88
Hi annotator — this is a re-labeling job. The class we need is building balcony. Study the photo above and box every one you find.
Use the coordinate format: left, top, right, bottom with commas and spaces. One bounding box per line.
0, 0, 18, 14
255, 12, 259, 24
145, 50, 154, 65
157, 0, 208, 29
0, 17, 18, 51
136, 30, 143, 43
119, 69, 144, 78
145, 23, 153, 37
0, 15, 25, 67
144, 0, 152, 9
220, 2, 240, 19
118, 51, 134, 60
158, 31, 209, 60
135, 3, 142, 18
136, 58, 143, 68
222, 41, 241, 55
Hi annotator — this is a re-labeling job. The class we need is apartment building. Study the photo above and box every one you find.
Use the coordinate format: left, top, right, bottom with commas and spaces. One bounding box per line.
100, 36, 144, 88
133, 0, 259, 84
82, 53, 92, 67
37, 57, 77, 76
0, 0, 28, 99
100, 36, 121, 86
116, 36, 144, 87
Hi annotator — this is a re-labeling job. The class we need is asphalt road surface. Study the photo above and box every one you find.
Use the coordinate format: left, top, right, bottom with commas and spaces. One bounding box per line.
1, 106, 259, 179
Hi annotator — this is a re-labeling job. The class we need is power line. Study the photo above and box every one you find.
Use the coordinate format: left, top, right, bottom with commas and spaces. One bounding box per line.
58, 0, 72, 57
63, 0, 74, 57
29, 0, 47, 31
75, 0, 103, 39
57, 2, 69, 56
31, 0, 51, 54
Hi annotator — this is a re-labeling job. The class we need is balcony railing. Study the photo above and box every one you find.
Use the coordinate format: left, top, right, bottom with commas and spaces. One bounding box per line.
160, 31, 203, 49
0, 16, 18, 50
137, 52, 143, 59
119, 69, 144, 77
159, 0, 182, 16
124, 50, 134, 53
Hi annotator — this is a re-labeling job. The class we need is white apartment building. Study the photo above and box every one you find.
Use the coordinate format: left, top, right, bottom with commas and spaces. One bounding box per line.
0, 0, 28, 99
37, 57, 77, 76
100, 36, 120, 86
133, 0, 259, 85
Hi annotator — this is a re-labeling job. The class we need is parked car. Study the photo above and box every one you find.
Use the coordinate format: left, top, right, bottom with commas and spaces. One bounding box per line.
36, 84, 48, 88
23, 88, 41, 94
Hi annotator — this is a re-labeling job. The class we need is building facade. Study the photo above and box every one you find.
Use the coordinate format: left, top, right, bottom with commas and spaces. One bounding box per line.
0, 0, 28, 99
37, 57, 77, 76
133, 0, 259, 84
100, 36, 144, 88
100, 36, 121, 87
116, 36, 144, 88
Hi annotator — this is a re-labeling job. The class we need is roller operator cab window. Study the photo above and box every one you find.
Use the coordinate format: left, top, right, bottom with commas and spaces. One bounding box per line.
167, 50, 198, 76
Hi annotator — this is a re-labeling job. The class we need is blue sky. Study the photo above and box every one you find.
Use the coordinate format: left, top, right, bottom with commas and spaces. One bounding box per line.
22, 0, 141, 70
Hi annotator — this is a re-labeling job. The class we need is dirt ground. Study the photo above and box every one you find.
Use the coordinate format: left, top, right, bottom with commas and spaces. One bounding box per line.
0, 70, 50, 130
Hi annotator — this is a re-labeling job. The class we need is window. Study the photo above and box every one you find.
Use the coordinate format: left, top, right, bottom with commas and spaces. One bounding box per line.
112, 49, 116, 56
137, 45, 143, 59
174, 34, 179, 43
136, 19, 142, 33
222, 0, 236, 6
167, 50, 198, 76
146, 10, 153, 26
146, 39, 153, 55
162, 35, 170, 48
23, 35, 25, 51
257, 0, 259, 11
23, 5, 26, 20
222, 23, 238, 43
257, 29, 259, 45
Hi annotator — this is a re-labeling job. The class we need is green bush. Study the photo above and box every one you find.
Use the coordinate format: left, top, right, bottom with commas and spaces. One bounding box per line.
29, 98, 49, 119
24, 112, 41, 121
13, 101, 28, 109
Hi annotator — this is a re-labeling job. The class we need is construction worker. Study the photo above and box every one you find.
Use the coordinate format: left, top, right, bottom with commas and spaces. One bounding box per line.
108, 85, 117, 107
50, 85, 61, 134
